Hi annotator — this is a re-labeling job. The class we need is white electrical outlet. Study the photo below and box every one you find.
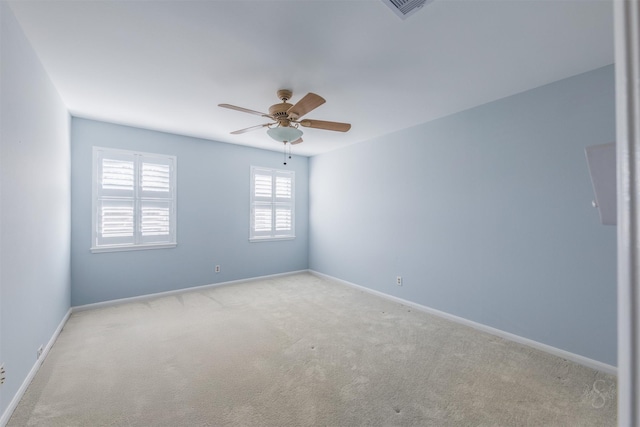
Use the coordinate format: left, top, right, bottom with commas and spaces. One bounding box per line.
37, 345, 43, 360
215, 265, 221, 273
396, 276, 402, 286
0, 363, 6, 385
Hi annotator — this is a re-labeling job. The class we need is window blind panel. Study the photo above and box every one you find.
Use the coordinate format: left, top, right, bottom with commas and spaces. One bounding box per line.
141, 202, 171, 236
275, 207, 292, 231
97, 199, 135, 246
254, 174, 272, 199
100, 201, 134, 237
102, 159, 134, 191
141, 162, 171, 193
253, 207, 273, 232
275, 176, 292, 199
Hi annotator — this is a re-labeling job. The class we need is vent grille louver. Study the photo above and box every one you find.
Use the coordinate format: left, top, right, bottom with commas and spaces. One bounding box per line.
381, 0, 434, 20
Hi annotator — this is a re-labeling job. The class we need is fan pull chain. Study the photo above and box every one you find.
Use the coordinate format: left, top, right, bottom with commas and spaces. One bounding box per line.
283, 142, 293, 166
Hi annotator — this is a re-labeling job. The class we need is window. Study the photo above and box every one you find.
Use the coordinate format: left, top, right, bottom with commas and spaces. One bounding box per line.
250, 166, 295, 241
92, 147, 176, 252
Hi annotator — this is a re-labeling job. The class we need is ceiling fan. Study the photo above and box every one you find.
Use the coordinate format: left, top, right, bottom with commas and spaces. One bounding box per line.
219, 89, 351, 145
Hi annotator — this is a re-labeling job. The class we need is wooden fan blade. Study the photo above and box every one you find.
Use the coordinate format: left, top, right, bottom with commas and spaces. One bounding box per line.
287, 93, 326, 119
219, 104, 272, 118
299, 119, 351, 132
291, 137, 303, 145
230, 123, 271, 134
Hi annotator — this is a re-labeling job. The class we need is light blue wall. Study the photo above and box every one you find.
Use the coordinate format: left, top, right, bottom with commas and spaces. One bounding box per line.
309, 65, 617, 366
0, 2, 71, 419
71, 118, 309, 306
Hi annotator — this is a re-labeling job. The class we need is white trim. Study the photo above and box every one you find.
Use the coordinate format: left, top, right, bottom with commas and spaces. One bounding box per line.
614, 0, 640, 424
0, 309, 72, 427
249, 236, 295, 243
90, 242, 177, 253
72, 270, 309, 312
309, 270, 617, 376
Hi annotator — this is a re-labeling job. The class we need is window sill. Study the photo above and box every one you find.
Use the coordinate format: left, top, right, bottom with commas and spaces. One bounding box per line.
249, 236, 295, 243
90, 243, 177, 253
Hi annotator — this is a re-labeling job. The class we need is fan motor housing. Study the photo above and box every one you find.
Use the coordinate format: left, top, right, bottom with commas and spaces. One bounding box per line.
269, 102, 293, 119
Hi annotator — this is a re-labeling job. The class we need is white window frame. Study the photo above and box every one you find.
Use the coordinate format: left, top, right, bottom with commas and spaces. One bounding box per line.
250, 166, 295, 242
91, 147, 177, 253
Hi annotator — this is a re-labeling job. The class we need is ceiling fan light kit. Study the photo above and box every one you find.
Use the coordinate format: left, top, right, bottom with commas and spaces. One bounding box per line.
267, 127, 303, 143
218, 89, 352, 150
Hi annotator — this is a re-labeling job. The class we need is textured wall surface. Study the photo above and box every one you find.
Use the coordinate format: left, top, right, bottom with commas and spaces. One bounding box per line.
309, 66, 617, 365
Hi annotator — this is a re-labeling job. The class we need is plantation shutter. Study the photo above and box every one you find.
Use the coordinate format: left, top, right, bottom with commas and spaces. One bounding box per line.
140, 156, 175, 244
95, 151, 136, 246
274, 172, 293, 234
250, 167, 295, 240
93, 148, 176, 251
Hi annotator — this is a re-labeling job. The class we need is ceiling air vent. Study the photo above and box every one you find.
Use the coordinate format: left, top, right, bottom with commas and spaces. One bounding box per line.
381, 0, 434, 20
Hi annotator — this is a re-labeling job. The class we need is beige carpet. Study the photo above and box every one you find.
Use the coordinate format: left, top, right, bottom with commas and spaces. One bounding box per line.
9, 273, 616, 426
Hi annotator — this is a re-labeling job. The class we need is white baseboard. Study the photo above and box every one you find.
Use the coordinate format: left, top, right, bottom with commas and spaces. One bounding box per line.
72, 270, 310, 312
0, 308, 72, 427
309, 270, 617, 376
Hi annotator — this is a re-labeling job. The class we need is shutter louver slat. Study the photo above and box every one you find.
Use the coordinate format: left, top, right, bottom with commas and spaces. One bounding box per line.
255, 174, 272, 198
142, 163, 171, 192
275, 208, 292, 231
100, 203, 134, 238
140, 206, 171, 237
254, 208, 273, 232
275, 176, 292, 199
102, 159, 134, 191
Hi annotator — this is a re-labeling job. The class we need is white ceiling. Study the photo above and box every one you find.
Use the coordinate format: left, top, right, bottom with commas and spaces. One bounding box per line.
7, 0, 614, 157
